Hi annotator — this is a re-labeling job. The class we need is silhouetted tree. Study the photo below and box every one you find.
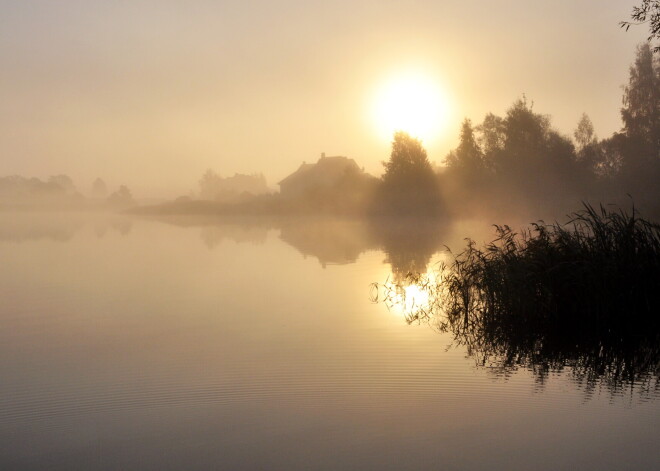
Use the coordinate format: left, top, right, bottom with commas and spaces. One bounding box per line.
596, 133, 626, 178
382, 132, 434, 182
499, 97, 550, 170
477, 113, 506, 160
584, 45, 659, 188
441, 96, 595, 214
437, 44, 659, 217
611, 43, 660, 213
621, 43, 660, 162
489, 97, 553, 196
622, 44, 659, 136
377, 132, 442, 215
574, 113, 596, 151
573, 113, 598, 171
503, 98, 588, 196
441, 119, 492, 214
445, 119, 485, 174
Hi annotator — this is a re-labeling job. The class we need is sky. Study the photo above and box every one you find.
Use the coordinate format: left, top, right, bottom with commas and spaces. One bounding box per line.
0, 0, 651, 197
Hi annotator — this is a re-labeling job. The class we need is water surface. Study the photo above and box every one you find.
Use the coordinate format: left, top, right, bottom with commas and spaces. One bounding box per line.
1, 213, 658, 470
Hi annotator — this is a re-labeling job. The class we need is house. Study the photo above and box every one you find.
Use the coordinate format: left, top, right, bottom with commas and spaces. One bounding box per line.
278, 153, 369, 198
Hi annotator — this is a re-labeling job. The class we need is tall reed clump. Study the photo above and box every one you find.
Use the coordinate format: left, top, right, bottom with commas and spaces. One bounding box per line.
370, 204, 660, 389
445, 203, 660, 324
442, 203, 660, 386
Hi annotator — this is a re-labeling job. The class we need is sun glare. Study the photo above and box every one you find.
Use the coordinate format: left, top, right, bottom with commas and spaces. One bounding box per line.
372, 73, 450, 144
378, 273, 439, 321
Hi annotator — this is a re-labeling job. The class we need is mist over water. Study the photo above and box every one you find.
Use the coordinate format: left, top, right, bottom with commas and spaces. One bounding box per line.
2, 1, 660, 469
0, 213, 658, 470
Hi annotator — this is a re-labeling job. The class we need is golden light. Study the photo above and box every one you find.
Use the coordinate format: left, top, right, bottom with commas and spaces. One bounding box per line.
402, 284, 430, 312
372, 72, 450, 143
372, 271, 439, 322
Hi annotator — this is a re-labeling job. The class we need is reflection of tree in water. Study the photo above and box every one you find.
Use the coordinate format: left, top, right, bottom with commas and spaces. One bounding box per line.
279, 216, 446, 271
93, 217, 133, 238
177, 215, 446, 273
368, 216, 447, 281
111, 219, 133, 236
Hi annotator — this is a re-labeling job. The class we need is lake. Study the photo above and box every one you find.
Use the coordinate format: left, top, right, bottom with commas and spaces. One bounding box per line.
1, 212, 658, 470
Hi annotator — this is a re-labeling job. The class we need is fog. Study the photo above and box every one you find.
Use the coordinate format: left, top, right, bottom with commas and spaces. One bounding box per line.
3, 2, 660, 470
0, 0, 651, 197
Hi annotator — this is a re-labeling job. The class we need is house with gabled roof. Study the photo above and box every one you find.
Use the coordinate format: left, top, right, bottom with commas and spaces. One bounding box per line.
278, 153, 369, 198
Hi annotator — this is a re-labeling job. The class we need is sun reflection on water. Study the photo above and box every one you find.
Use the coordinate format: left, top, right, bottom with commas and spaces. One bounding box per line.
370, 270, 442, 323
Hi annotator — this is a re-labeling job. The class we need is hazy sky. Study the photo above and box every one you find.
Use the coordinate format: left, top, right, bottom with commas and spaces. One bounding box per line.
0, 1, 650, 197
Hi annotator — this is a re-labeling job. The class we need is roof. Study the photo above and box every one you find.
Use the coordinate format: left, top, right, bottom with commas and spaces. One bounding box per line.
278, 156, 360, 187
278, 162, 315, 186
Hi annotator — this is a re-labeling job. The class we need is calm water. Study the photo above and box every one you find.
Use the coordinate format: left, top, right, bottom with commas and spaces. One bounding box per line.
0, 212, 658, 470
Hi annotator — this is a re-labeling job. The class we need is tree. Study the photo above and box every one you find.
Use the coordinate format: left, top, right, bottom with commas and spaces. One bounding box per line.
107, 185, 135, 208
199, 169, 223, 200
477, 113, 506, 159
503, 97, 550, 157
573, 113, 600, 174
621, 43, 659, 140
619, 43, 660, 177
574, 113, 596, 151
377, 131, 442, 215
445, 119, 484, 173
382, 131, 434, 183
488, 97, 551, 178
595, 133, 626, 178
620, 1, 660, 53
476, 97, 587, 202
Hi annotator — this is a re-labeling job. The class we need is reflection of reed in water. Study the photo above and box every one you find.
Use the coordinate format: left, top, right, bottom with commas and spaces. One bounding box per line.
372, 204, 660, 396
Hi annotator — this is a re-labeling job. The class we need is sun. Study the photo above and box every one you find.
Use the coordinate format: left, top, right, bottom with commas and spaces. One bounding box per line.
372, 72, 450, 144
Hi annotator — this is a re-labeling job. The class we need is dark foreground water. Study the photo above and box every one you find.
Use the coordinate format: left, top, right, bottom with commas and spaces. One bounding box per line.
0, 213, 658, 470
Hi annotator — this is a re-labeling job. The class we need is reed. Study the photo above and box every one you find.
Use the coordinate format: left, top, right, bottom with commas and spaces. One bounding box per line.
372, 203, 660, 390
444, 203, 660, 326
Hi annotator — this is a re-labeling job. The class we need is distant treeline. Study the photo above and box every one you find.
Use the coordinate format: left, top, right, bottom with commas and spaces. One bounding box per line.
0, 175, 135, 210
